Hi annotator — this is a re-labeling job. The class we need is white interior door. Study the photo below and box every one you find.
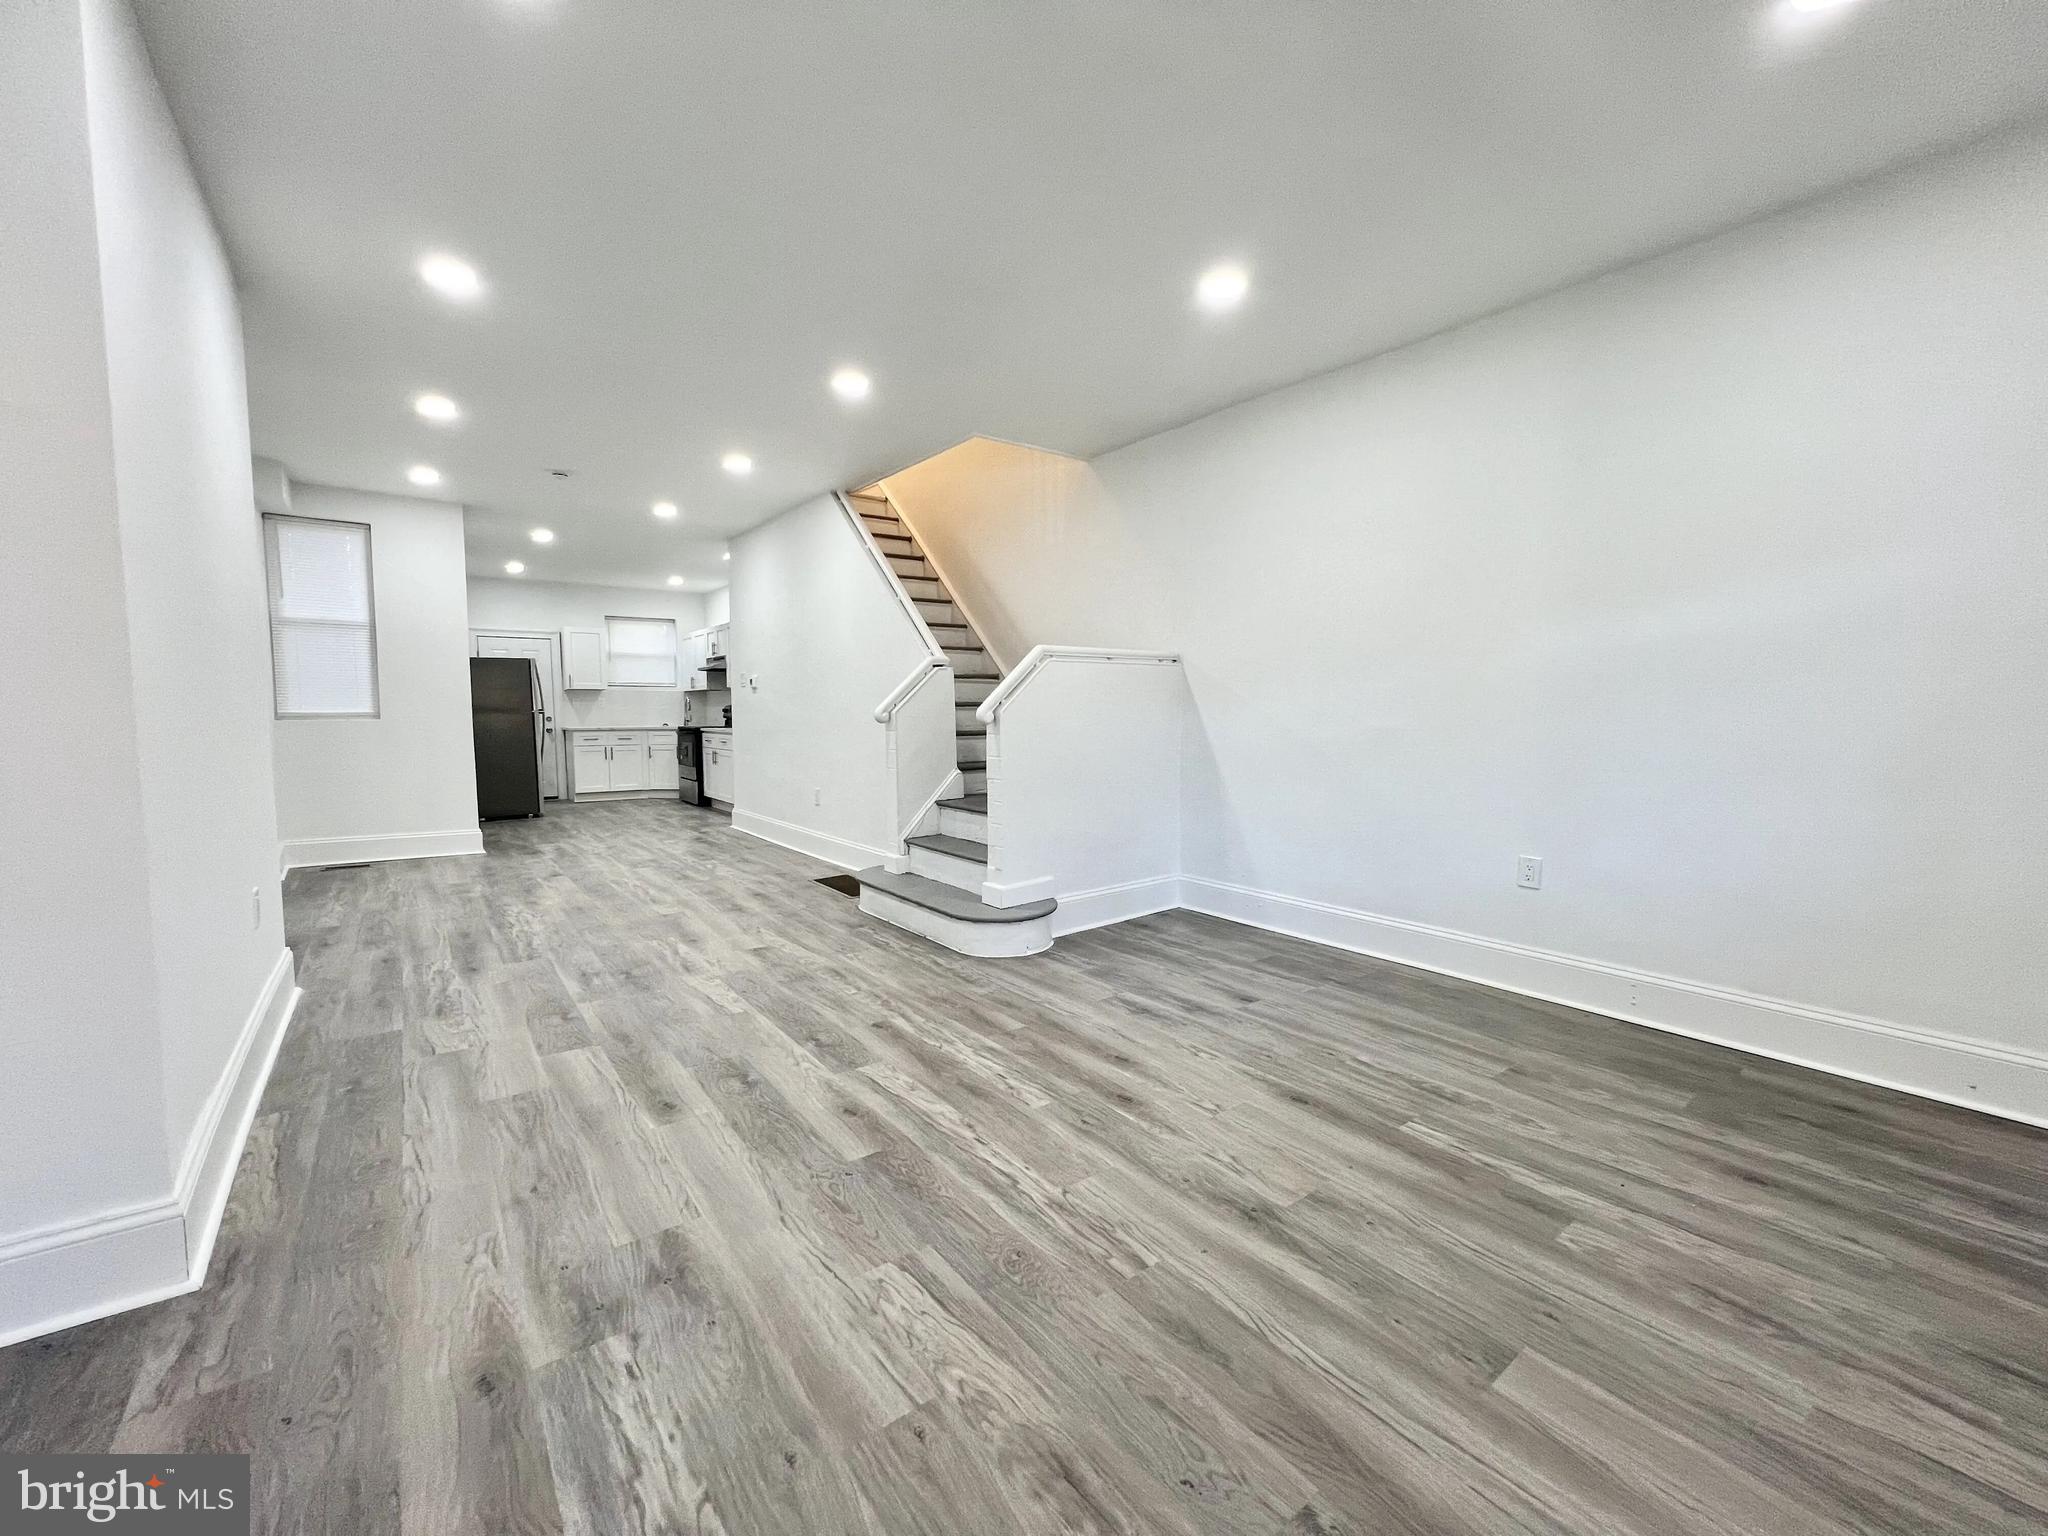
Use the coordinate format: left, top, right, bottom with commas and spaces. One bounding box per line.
473, 631, 563, 797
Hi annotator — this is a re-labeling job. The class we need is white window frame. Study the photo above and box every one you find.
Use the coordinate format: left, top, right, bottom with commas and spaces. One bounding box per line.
604, 615, 679, 688
263, 513, 381, 719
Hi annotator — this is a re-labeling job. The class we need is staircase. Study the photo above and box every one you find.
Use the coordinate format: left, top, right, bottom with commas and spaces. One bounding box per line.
845, 491, 1056, 956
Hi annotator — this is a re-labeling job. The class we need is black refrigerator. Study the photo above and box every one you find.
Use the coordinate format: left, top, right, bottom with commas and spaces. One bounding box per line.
470, 656, 544, 819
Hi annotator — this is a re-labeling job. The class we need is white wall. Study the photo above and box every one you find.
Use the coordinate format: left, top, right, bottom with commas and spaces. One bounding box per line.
886, 123, 2048, 1115
0, 0, 297, 1345
274, 484, 481, 867
703, 586, 730, 626
83, 0, 288, 1175
0, 0, 172, 1259
466, 576, 708, 730
729, 494, 933, 868
883, 439, 1172, 671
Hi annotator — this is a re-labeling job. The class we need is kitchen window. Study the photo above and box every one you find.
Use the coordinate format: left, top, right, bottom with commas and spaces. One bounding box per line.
263, 514, 379, 717
605, 616, 678, 687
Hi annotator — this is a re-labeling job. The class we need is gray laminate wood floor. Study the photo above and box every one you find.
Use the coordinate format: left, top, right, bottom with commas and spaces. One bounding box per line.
4, 799, 2046, 1533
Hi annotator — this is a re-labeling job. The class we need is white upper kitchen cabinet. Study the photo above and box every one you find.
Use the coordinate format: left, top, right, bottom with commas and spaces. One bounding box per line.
563, 627, 606, 690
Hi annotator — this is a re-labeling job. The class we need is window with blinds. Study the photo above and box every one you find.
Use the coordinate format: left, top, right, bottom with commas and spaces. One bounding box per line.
263, 515, 379, 717
605, 616, 679, 687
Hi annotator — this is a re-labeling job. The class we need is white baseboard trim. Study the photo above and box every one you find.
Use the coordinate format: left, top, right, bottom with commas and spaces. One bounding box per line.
1180, 876, 2048, 1129
1051, 876, 1184, 937
732, 809, 895, 872
0, 949, 301, 1349
176, 948, 299, 1289
983, 874, 1057, 908
280, 828, 484, 871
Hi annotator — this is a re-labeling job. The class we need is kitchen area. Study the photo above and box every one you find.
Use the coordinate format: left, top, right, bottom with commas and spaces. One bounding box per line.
560, 620, 734, 808
467, 575, 737, 820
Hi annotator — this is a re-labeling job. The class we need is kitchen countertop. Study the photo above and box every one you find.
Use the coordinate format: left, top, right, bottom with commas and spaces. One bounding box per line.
563, 725, 681, 733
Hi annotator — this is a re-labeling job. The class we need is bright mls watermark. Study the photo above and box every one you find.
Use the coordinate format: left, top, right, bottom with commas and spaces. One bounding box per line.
4, 1456, 248, 1532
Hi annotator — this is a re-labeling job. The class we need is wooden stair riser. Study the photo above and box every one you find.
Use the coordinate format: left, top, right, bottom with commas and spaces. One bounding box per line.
938, 804, 988, 840
909, 841, 987, 893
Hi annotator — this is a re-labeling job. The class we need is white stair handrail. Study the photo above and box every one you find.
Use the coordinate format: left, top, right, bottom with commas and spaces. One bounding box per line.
875, 657, 946, 722
976, 646, 1182, 724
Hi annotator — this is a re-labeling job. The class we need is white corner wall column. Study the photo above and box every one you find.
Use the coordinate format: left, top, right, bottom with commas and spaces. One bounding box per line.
1, 0, 308, 1345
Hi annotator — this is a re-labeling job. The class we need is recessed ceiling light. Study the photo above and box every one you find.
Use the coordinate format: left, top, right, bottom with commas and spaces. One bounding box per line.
1773, 0, 1865, 23
830, 367, 871, 402
1195, 263, 1250, 313
652, 500, 678, 519
666, 575, 685, 587
721, 451, 753, 476
504, 560, 525, 575
406, 464, 441, 487
529, 528, 554, 544
414, 392, 460, 422
722, 551, 730, 561
418, 252, 481, 301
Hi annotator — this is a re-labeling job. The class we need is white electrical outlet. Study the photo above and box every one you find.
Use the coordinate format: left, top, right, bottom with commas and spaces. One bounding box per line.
813, 788, 822, 807
1516, 856, 1543, 890
251, 886, 263, 928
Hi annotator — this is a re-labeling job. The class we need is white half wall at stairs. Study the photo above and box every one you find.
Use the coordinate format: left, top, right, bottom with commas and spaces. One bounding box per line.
977, 647, 1186, 925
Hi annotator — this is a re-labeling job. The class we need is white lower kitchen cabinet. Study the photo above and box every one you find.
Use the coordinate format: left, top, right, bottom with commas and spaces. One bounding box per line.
647, 731, 679, 791
703, 731, 734, 804
568, 731, 674, 796
606, 737, 648, 791
570, 740, 612, 795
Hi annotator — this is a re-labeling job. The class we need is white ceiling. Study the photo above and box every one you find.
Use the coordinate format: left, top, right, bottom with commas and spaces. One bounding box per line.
133, 0, 2048, 592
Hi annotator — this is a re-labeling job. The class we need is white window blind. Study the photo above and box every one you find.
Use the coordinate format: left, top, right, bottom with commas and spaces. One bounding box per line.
606, 616, 678, 687
264, 515, 378, 717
